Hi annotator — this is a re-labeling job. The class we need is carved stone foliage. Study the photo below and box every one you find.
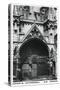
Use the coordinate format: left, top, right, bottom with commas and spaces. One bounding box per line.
13, 16, 19, 26
44, 20, 57, 32
47, 21, 57, 30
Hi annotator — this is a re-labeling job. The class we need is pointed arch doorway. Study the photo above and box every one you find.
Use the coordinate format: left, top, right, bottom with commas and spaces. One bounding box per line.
19, 37, 50, 80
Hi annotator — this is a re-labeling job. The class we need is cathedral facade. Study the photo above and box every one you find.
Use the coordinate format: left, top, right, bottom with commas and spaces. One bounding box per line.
8, 5, 57, 83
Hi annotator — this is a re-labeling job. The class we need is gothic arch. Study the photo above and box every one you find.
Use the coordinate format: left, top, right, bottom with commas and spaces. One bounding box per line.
19, 37, 49, 63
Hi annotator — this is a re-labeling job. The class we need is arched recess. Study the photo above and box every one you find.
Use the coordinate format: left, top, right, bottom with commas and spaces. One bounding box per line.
19, 37, 49, 63
18, 37, 50, 80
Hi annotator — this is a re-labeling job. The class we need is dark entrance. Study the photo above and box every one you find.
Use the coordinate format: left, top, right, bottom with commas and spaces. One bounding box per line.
19, 38, 50, 80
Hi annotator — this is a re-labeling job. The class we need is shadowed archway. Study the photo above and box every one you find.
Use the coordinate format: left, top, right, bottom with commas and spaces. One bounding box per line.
19, 38, 49, 61
19, 37, 50, 80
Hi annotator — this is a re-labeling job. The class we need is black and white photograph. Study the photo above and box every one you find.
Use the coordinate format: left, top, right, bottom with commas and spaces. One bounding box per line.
8, 4, 58, 86
1, 0, 60, 89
